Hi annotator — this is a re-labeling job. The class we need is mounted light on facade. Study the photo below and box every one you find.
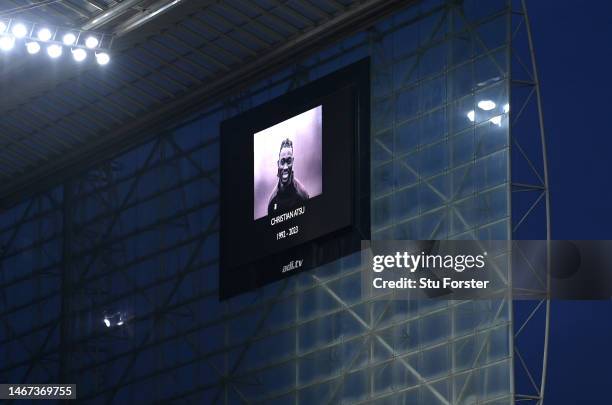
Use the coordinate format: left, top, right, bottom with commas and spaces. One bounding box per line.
467, 110, 475, 122
477, 99, 496, 111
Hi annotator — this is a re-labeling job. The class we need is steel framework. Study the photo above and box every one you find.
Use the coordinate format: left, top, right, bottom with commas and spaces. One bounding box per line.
509, 0, 550, 404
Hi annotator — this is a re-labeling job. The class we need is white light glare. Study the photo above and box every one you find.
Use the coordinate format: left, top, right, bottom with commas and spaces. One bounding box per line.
11, 23, 27, 38
47, 44, 62, 58
117, 320, 124, 326
489, 115, 502, 126
85, 36, 99, 49
72, 48, 87, 62
26, 41, 40, 54
103, 317, 111, 328
477, 100, 496, 111
96, 52, 110, 65
0, 36, 15, 51
63, 32, 76, 45
37, 28, 52, 41
503, 103, 510, 114
467, 110, 475, 122
0, 21, 6, 33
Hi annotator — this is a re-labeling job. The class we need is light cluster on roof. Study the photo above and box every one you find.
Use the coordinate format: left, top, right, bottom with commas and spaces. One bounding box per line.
0, 18, 111, 65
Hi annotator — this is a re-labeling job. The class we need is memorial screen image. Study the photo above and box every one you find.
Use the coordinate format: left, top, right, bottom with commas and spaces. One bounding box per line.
253, 105, 323, 220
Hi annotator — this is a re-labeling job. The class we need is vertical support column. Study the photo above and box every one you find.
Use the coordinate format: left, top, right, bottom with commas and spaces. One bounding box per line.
510, 0, 551, 403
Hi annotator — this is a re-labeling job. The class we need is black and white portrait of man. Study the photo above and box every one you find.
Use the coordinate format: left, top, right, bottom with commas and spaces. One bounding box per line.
267, 138, 309, 215
253, 106, 322, 220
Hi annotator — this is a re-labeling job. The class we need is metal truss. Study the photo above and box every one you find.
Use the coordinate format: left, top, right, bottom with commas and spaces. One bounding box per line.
509, 0, 551, 404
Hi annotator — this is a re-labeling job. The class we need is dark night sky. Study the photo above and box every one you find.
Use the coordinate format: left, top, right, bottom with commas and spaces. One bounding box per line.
528, 2, 612, 403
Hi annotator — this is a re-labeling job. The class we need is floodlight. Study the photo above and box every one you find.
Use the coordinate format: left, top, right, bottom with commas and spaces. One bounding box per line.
37, 27, 52, 41
503, 103, 510, 114
85, 36, 99, 49
11, 23, 27, 38
63, 32, 76, 45
47, 44, 62, 58
103, 317, 111, 328
72, 48, 87, 62
467, 110, 475, 122
96, 52, 110, 65
489, 115, 502, 126
0, 36, 15, 51
26, 41, 40, 54
477, 100, 496, 111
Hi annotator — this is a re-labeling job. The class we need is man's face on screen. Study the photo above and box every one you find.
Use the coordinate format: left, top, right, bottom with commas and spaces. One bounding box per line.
278, 147, 294, 185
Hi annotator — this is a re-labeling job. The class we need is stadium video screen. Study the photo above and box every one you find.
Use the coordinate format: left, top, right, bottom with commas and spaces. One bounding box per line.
220, 59, 370, 299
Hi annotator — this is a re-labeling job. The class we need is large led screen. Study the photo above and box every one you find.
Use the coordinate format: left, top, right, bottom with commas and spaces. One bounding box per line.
220, 58, 370, 299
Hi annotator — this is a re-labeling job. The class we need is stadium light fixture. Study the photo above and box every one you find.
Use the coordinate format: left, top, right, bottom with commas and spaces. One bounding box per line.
11, 23, 27, 38
96, 52, 110, 65
467, 110, 475, 122
0, 36, 15, 51
72, 48, 87, 62
37, 27, 52, 41
503, 103, 510, 114
489, 115, 502, 126
0, 17, 112, 66
85, 36, 99, 49
62, 32, 76, 45
477, 100, 496, 111
103, 311, 126, 328
47, 44, 62, 58
26, 41, 40, 54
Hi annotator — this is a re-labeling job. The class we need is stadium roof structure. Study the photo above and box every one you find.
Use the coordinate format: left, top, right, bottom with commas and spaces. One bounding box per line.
0, 0, 408, 208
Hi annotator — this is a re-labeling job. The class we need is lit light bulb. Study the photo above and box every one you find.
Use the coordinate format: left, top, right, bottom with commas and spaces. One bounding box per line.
103, 318, 111, 328
72, 48, 87, 62
63, 32, 76, 45
489, 115, 502, 126
467, 110, 475, 122
503, 103, 510, 114
85, 36, 99, 49
47, 44, 62, 58
477, 100, 496, 111
26, 41, 40, 54
37, 28, 52, 41
0, 35, 15, 51
11, 23, 27, 38
96, 52, 110, 65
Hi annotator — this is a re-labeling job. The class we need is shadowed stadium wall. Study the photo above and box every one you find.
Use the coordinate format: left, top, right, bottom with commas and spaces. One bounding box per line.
0, 0, 513, 403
